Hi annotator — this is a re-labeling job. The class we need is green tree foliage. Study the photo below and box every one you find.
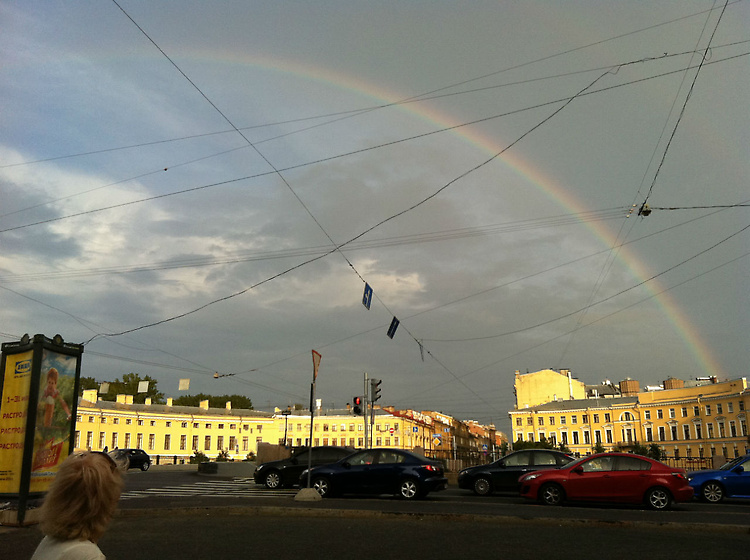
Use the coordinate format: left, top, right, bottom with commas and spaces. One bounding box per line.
89, 373, 165, 404
172, 393, 253, 409
78, 376, 100, 392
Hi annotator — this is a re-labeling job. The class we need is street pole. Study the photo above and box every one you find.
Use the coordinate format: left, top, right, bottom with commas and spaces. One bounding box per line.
363, 372, 369, 449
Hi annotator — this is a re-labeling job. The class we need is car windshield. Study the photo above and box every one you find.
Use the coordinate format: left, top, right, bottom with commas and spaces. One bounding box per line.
719, 456, 747, 470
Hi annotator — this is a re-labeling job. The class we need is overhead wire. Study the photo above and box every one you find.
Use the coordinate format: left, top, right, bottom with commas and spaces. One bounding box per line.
2, 50, 747, 236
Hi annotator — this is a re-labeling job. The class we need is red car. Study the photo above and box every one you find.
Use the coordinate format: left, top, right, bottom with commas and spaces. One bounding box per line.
519, 452, 693, 510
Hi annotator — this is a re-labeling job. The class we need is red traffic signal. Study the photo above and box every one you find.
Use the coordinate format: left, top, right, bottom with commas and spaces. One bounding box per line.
352, 396, 363, 416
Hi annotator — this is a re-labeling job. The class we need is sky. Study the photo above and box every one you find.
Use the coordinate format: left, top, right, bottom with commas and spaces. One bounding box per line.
1, 1, 748, 437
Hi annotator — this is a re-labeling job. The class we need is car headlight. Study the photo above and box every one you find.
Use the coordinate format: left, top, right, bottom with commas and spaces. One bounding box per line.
522, 472, 543, 481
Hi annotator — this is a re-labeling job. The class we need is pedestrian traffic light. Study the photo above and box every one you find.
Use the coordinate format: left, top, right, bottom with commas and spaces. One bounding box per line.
351, 396, 363, 415
370, 379, 382, 403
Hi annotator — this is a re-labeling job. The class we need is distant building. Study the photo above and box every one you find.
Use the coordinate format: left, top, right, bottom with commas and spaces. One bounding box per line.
509, 370, 749, 460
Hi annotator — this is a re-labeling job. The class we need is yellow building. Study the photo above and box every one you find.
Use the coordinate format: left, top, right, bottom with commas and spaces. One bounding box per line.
74, 390, 501, 467
510, 371, 749, 460
514, 369, 587, 409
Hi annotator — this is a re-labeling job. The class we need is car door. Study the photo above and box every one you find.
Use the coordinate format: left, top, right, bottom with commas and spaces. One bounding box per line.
564, 455, 616, 501
722, 457, 750, 498
367, 450, 407, 494
495, 451, 533, 491
611, 455, 652, 501
334, 449, 378, 494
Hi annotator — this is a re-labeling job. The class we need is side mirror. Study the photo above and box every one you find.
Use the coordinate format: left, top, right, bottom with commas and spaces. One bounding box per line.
342, 462, 351, 469
733, 466, 744, 474
572, 466, 584, 474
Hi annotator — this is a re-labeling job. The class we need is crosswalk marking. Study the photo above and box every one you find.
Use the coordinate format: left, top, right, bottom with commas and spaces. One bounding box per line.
120, 478, 297, 500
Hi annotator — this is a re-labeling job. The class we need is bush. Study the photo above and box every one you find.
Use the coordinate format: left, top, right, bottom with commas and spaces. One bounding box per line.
189, 450, 209, 464
216, 449, 231, 462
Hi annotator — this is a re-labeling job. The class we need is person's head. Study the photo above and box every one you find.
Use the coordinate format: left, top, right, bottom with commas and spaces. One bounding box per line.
45, 368, 59, 389
39, 451, 124, 542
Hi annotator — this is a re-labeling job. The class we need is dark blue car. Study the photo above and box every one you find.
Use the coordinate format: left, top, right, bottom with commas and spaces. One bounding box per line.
687, 454, 750, 502
300, 448, 448, 500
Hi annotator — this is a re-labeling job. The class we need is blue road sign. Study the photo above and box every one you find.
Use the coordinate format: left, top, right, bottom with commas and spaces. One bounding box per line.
362, 283, 373, 310
387, 317, 400, 339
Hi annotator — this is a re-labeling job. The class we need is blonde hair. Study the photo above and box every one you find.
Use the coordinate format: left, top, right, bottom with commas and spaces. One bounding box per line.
39, 452, 123, 542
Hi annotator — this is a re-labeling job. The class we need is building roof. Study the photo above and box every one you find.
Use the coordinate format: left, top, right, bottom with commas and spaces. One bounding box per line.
512, 396, 639, 413
78, 397, 271, 418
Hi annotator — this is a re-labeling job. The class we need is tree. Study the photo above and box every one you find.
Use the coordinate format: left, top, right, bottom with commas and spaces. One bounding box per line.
172, 394, 253, 409
94, 373, 165, 404
78, 376, 100, 392
593, 442, 606, 454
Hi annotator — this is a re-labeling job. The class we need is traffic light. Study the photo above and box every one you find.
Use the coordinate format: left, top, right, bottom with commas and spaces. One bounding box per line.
370, 379, 382, 403
351, 396, 363, 415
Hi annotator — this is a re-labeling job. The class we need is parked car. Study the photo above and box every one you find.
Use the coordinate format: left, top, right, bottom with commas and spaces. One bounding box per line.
253, 446, 354, 489
300, 448, 448, 500
458, 449, 574, 495
687, 454, 750, 503
519, 452, 693, 510
112, 448, 151, 471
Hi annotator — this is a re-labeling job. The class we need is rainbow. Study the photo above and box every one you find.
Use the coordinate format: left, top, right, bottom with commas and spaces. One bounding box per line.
76, 47, 729, 378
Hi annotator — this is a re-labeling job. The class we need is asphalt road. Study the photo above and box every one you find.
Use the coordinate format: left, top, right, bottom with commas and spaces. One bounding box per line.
3, 465, 749, 559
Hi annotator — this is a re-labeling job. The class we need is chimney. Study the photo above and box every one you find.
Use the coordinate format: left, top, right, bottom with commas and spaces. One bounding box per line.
82, 389, 98, 403
167, 397, 173, 406
199, 399, 209, 410
116, 394, 127, 404
226, 401, 232, 410
145, 397, 152, 406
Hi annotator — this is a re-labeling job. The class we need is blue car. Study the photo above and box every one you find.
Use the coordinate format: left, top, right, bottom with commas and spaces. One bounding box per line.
687, 454, 750, 502
300, 448, 448, 500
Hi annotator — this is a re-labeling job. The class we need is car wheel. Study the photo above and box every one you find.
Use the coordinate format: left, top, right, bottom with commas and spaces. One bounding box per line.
312, 477, 331, 498
140, 462, 150, 472
701, 481, 724, 503
473, 477, 492, 496
539, 483, 564, 506
264, 471, 282, 489
646, 487, 672, 510
399, 478, 420, 500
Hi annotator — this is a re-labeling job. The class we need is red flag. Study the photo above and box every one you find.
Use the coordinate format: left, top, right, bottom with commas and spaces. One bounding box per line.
312, 350, 322, 382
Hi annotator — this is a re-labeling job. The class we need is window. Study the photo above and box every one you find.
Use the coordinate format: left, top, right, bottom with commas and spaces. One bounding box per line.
192, 435, 199, 450
166, 421, 171, 427
88, 416, 94, 423
204, 436, 211, 450
583, 431, 590, 444
193, 423, 199, 429
693, 406, 700, 416
242, 437, 248, 451
593, 414, 599, 423
99, 432, 106, 449
617, 456, 650, 471
124, 433, 131, 447
148, 434, 155, 450
646, 427, 653, 442
740, 401, 745, 412
582, 415, 588, 423
527, 417, 533, 425
86, 431, 93, 448
549, 417, 555, 425
727, 402, 734, 413
681, 407, 688, 418
217, 436, 224, 450
164, 434, 171, 450
717, 404, 723, 415
560, 417, 567, 425
571, 416, 577, 424
180, 435, 187, 450
111, 433, 118, 448
669, 409, 675, 419
182, 422, 188, 428
538, 417, 544, 426
645, 410, 651, 420
572, 431, 579, 444
706, 423, 714, 438
671, 425, 678, 440
582, 456, 613, 472
683, 425, 691, 440
561, 432, 568, 444
206, 424, 212, 429
594, 430, 602, 444
150, 420, 156, 426
658, 427, 666, 441
605, 413, 611, 423
137, 420, 144, 426
136, 433, 143, 449
101, 417, 107, 424
695, 424, 702, 439
605, 429, 613, 443
705, 405, 711, 415
516, 418, 522, 426
730, 421, 737, 437
126, 419, 132, 425
218, 424, 224, 429
229, 436, 236, 451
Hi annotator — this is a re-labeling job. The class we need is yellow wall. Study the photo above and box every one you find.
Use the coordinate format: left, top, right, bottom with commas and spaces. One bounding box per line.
514, 369, 587, 409
509, 378, 750, 460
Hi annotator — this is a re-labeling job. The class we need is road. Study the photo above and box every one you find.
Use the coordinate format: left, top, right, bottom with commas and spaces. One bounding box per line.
3, 466, 749, 559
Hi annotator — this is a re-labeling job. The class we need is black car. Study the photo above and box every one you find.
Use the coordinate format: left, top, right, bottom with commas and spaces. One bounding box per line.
300, 448, 448, 500
458, 449, 573, 495
113, 448, 151, 471
253, 446, 354, 489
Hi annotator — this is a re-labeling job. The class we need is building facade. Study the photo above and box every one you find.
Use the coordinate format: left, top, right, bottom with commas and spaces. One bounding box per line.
509, 370, 749, 460
75, 390, 504, 465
